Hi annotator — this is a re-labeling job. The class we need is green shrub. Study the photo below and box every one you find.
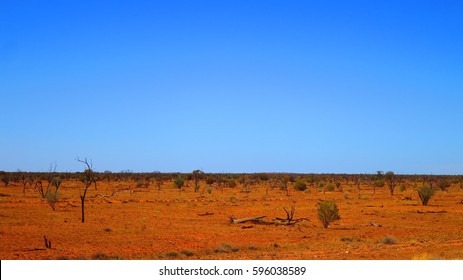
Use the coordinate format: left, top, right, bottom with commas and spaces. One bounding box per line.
294, 180, 307, 191
326, 184, 335, 192
418, 185, 435, 206
317, 201, 340, 228
173, 176, 185, 189
1, 173, 10, 187
227, 180, 237, 188
205, 176, 215, 185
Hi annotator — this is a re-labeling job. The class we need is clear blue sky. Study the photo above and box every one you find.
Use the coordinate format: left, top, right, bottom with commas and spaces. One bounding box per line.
1, 0, 462, 174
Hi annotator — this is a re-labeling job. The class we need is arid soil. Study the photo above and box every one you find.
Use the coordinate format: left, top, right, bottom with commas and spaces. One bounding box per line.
1, 180, 462, 260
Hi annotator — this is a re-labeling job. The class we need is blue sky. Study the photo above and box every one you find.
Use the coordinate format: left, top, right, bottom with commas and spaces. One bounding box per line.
1, 0, 462, 174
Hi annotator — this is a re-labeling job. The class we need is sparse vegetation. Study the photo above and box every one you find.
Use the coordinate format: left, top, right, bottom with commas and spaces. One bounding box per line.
0, 170, 462, 260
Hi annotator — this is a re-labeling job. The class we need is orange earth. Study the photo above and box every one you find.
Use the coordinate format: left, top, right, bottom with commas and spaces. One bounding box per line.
1, 179, 462, 260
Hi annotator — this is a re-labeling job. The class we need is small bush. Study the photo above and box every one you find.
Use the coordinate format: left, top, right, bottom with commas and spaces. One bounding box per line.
340, 237, 361, 242
418, 185, 435, 206
165, 251, 180, 258
294, 180, 307, 191
91, 253, 122, 260
1, 174, 10, 187
45, 191, 59, 211
205, 176, 215, 185
343, 191, 349, 199
214, 243, 240, 253
373, 180, 385, 188
248, 245, 258, 250
227, 180, 237, 188
135, 180, 145, 188
326, 184, 335, 192
381, 236, 397, 245
437, 180, 451, 191
51, 176, 62, 189
317, 201, 340, 228
173, 176, 185, 189
180, 250, 195, 257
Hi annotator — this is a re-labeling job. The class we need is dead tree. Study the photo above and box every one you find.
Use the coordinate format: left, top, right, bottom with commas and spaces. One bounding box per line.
18, 170, 30, 195
283, 206, 295, 222
76, 157, 96, 223
274, 206, 308, 225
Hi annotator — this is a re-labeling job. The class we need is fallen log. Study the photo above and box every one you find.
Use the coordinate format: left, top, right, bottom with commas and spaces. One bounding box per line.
229, 215, 266, 224
197, 212, 214, 216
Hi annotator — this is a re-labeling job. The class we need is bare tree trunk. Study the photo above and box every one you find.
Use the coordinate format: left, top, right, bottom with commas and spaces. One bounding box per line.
81, 196, 85, 223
